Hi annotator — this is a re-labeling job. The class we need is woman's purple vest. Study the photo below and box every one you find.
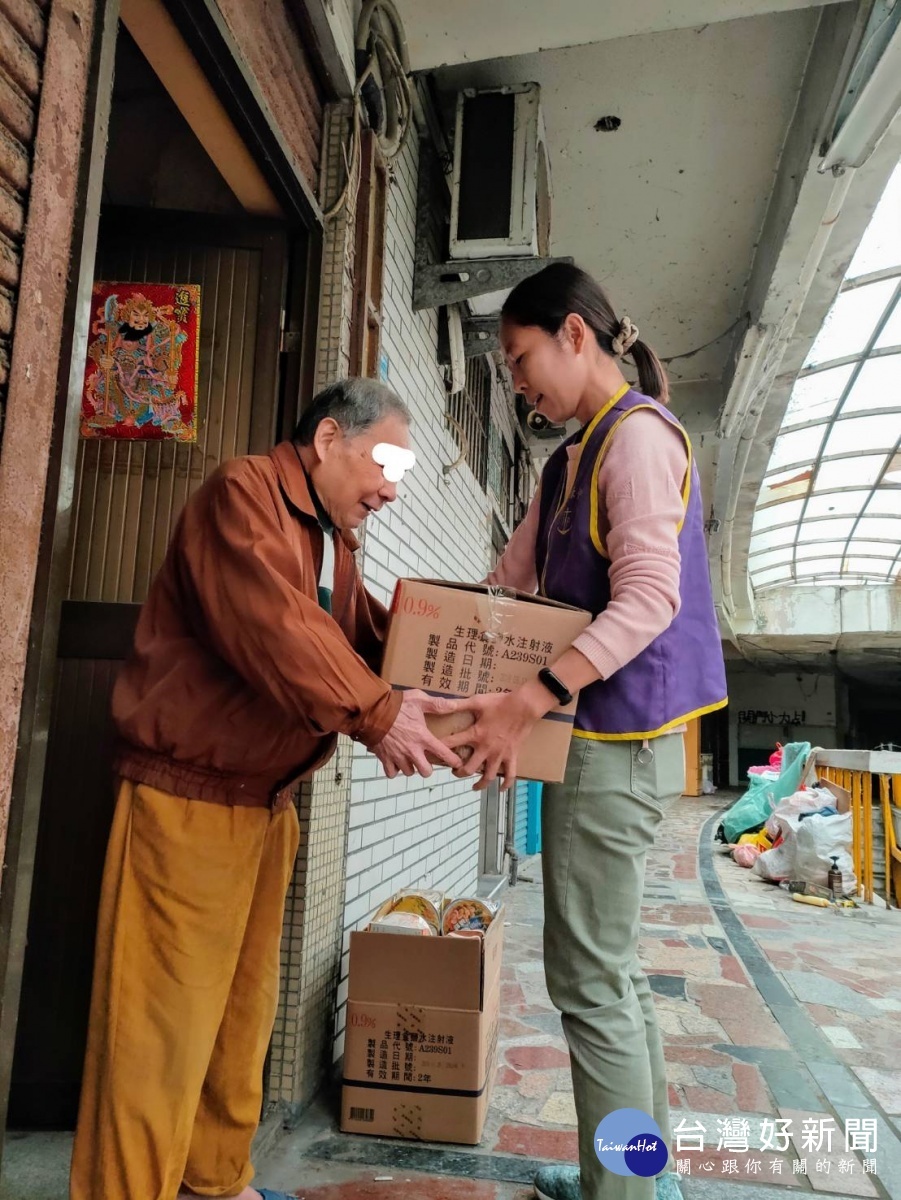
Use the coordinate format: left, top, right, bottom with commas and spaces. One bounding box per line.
536, 389, 727, 739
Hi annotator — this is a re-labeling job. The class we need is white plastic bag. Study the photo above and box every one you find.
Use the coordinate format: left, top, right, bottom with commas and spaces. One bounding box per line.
793, 812, 856, 896
764, 787, 836, 839
752, 836, 796, 882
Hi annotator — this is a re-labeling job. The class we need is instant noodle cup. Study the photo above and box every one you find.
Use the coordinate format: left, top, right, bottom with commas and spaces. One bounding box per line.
391, 890, 444, 934
442, 898, 496, 934
371, 895, 398, 923
369, 912, 433, 936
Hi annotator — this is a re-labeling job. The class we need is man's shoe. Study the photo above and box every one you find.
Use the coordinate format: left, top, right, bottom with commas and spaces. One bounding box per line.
534, 1165, 684, 1200
534, 1164, 582, 1200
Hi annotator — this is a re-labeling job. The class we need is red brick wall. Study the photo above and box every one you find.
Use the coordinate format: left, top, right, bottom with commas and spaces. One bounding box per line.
0, 0, 96, 863
215, 0, 325, 195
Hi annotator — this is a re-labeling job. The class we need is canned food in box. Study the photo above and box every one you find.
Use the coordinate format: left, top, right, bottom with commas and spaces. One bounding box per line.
391, 889, 444, 934
442, 898, 497, 934
369, 912, 433, 936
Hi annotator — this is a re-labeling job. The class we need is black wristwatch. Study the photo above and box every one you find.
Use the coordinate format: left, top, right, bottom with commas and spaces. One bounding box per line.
538, 667, 573, 707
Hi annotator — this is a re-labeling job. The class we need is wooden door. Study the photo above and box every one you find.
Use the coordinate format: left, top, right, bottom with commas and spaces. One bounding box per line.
7, 209, 289, 1129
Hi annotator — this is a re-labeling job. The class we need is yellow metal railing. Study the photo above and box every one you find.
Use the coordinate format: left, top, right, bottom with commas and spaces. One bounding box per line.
814, 750, 901, 908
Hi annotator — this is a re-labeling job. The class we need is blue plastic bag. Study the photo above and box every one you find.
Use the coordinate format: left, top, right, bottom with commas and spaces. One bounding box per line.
721, 742, 811, 843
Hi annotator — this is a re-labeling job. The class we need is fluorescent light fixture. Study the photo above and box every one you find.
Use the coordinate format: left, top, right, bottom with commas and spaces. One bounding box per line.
819, 24, 901, 173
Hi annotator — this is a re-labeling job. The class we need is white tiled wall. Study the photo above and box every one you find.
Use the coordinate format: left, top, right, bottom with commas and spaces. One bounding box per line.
333, 127, 499, 1056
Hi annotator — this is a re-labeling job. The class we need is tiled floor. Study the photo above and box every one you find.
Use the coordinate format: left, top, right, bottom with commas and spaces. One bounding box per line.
258, 792, 900, 1200
2, 793, 897, 1200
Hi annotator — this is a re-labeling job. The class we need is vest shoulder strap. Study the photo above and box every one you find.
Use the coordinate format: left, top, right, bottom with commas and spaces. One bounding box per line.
586, 402, 693, 558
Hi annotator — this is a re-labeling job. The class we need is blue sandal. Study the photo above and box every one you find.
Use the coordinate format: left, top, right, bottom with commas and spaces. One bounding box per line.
258, 1190, 297, 1200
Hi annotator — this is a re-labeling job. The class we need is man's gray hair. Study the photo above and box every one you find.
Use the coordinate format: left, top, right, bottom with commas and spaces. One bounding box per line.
293, 378, 411, 445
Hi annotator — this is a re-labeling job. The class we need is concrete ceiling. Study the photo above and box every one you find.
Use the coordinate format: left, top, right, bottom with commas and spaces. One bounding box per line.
426, 9, 821, 396
731, 632, 901, 684
396, 0, 901, 659
397, 0, 846, 70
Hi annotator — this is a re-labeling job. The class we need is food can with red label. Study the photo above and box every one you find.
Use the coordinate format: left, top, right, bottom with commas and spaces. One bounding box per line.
442, 897, 497, 935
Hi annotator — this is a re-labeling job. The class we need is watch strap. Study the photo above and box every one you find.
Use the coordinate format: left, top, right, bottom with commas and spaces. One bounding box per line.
538, 667, 573, 707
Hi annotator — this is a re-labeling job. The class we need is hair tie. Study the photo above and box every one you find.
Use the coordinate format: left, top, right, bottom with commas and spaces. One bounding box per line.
612, 316, 639, 357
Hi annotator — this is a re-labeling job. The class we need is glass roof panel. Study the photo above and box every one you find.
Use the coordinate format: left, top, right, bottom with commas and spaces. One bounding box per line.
749, 528, 799, 556
814, 454, 887, 491
841, 354, 901, 413
874, 294, 901, 350
752, 565, 796, 587
866, 490, 901, 515
822, 412, 901, 456
782, 363, 855, 427
796, 516, 856, 540
793, 557, 846, 576
751, 498, 805, 532
847, 162, 901, 278
759, 472, 811, 506
747, 548, 796, 570
752, 161, 901, 594
804, 279, 897, 368
764, 465, 812, 487
848, 538, 901, 557
795, 540, 847, 560
801, 535, 849, 552
768, 426, 825, 472
844, 557, 895, 576
803, 490, 873, 519
778, 575, 847, 588
855, 515, 901, 540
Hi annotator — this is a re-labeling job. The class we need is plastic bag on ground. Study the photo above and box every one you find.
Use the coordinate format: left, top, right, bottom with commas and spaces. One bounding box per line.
793, 812, 856, 896
764, 786, 836, 839
721, 742, 812, 843
753, 838, 796, 882
754, 810, 857, 895
733, 843, 761, 868
754, 789, 832, 882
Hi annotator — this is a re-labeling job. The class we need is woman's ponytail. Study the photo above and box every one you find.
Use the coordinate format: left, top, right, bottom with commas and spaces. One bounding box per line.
501, 263, 670, 405
629, 338, 669, 406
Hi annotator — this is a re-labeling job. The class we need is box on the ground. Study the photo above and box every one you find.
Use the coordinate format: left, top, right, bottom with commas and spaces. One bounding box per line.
381, 580, 591, 783
820, 777, 850, 813
340, 907, 504, 1144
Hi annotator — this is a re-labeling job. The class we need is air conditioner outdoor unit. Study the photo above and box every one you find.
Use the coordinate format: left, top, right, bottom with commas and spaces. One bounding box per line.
449, 83, 552, 261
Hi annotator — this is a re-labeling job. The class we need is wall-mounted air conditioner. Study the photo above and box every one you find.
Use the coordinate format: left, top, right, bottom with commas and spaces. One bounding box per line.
449, 83, 551, 261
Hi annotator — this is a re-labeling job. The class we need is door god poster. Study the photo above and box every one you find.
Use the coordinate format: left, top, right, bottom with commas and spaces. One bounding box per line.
81, 282, 201, 441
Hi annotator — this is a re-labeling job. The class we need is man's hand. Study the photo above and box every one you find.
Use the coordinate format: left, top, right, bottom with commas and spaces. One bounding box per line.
373, 690, 465, 779
443, 681, 551, 792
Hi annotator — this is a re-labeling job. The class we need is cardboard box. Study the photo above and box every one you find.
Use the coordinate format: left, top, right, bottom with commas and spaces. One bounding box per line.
381, 580, 592, 783
820, 777, 850, 814
341, 909, 504, 1144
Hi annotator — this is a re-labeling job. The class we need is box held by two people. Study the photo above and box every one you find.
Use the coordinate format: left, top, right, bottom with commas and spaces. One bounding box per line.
381, 580, 591, 783
340, 899, 505, 1144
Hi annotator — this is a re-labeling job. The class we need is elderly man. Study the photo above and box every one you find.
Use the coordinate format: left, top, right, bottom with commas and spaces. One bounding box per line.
70, 378, 460, 1200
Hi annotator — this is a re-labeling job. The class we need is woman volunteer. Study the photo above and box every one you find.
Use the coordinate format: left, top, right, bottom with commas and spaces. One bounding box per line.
445, 263, 727, 1200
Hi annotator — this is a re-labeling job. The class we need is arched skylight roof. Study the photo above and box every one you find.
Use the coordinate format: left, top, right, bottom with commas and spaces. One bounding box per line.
750, 161, 901, 592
